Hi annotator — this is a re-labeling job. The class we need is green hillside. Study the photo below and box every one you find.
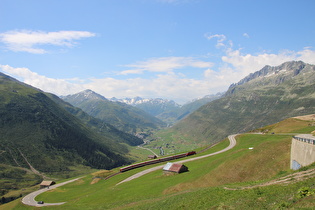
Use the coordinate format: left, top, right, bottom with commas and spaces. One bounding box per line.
0, 164, 42, 205
5, 115, 315, 209
62, 90, 166, 134
167, 61, 315, 147
0, 72, 134, 174
47, 93, 143, 146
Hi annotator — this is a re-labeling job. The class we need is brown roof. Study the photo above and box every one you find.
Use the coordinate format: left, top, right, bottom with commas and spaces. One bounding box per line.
40, 181, 55, 186
169, 163, 183, 172
163, 163, 188, 173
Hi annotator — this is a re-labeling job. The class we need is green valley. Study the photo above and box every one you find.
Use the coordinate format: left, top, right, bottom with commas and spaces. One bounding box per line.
0, 61, 314, 208
3, 115, 315, 209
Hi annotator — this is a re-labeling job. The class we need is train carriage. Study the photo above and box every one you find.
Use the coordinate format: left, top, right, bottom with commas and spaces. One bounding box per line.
120, 151, 196, 172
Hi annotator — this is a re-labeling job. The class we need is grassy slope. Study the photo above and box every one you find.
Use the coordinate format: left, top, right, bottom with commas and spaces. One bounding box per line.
0, 164, 41, 204
167, 67, 315, 147
0, 73, 134, 171
47, 93, 144, 147
4, 116, 315, 209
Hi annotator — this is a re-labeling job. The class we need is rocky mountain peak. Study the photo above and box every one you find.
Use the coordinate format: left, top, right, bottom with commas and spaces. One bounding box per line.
228, 61, 313, 90
111, 96, 179, 107
62, 89, 108, 103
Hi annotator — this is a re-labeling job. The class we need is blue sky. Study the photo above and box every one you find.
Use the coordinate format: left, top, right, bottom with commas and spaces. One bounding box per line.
0, 0, 315, 104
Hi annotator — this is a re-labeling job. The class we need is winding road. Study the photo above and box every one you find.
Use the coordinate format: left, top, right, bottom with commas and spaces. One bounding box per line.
21, 134, 237, 206
137, 145, 159, 157
116, 134, 237, 185
22, 177, 82, 207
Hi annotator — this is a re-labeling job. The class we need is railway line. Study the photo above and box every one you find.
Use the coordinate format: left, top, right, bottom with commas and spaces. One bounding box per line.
119, 151, 196, 172
116, 134, 237, 185
21, 134, 237, 206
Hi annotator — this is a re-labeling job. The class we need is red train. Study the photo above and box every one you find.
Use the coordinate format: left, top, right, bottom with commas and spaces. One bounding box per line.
120, 151, 196, 172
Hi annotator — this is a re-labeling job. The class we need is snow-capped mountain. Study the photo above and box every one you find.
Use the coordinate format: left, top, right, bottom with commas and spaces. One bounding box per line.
111, 96, 178, 106
62, 89, 107, 105
62, 90, 166, 133
64, 91, 223, 125
110, 97, 180, 117
229, 61, 313, 89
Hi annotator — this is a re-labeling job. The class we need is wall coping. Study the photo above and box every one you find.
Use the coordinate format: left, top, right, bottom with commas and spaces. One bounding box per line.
293, 134, 315, 145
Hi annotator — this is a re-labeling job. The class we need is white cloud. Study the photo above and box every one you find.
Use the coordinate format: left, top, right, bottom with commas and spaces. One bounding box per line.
0, 65, 84, 95
205, 34, 315, 86
243, 33, 249, 38
2, 44, 315, 105
206, 34, 226, 42
221, 48, 315, 81
1, 31, 315, 104
0, 30, 96, 54
120, 57, 213, 75
0, 64, 214, 104
86, 73, 213, 103
205, 33, 233, 49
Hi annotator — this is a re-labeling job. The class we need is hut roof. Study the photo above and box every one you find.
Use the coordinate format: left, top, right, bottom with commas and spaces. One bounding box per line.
163, 162, 173, 171
163, 162, 188, 173
169, 163, 183, 172
40, 181, 55, 186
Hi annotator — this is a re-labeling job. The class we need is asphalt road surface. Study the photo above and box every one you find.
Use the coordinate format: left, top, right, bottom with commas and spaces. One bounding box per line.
117, 134, 237, 185
22, 177, 82, 207
21, 135, 237, 206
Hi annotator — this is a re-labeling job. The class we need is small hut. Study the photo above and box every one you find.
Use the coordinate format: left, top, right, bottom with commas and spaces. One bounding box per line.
40, 181, 56, 189
163, 162, 188, 174
148, 155, 157, 159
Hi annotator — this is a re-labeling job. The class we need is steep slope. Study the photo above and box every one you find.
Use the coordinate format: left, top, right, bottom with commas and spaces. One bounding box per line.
47, 94, 143, 146
0, 72, 132, 174
170, 61, 315, 145
62, 90, 166, 134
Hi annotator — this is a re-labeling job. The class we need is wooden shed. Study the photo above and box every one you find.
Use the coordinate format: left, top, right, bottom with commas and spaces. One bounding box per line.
148, 155, 157, 159
40, 180, 56, 189
163, 162, 188, 174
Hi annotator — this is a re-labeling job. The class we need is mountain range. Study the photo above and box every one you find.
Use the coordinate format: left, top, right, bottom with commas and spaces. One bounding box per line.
110, 93, 224, 125
0, 73, 142, 176
169, 61, 315, 146
62, 90, 166, 134
0, 60, 314, 206
111, 96, 180, 117
1, 61, 313, 174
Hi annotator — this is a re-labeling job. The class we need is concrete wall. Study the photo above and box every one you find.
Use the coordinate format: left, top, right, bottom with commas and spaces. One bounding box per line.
290, 134, 315, 170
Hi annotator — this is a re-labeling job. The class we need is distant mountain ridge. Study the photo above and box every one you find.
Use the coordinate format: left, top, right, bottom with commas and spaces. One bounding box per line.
111, 96, 180, 118
62, 90, 166, 134
111, 96, 178, 106
169, 61, 315, 146
228, 61, 313, 90
110, 94, 223, 125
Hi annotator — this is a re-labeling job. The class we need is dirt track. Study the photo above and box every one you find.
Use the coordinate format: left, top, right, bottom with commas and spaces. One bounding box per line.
225, 168, 315, 190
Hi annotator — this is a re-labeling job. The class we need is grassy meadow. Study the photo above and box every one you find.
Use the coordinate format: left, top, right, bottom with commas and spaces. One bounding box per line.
3, 116, 315, 209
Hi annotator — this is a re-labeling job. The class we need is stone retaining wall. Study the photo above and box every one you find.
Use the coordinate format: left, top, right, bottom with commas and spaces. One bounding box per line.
290, 134, 315, 170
